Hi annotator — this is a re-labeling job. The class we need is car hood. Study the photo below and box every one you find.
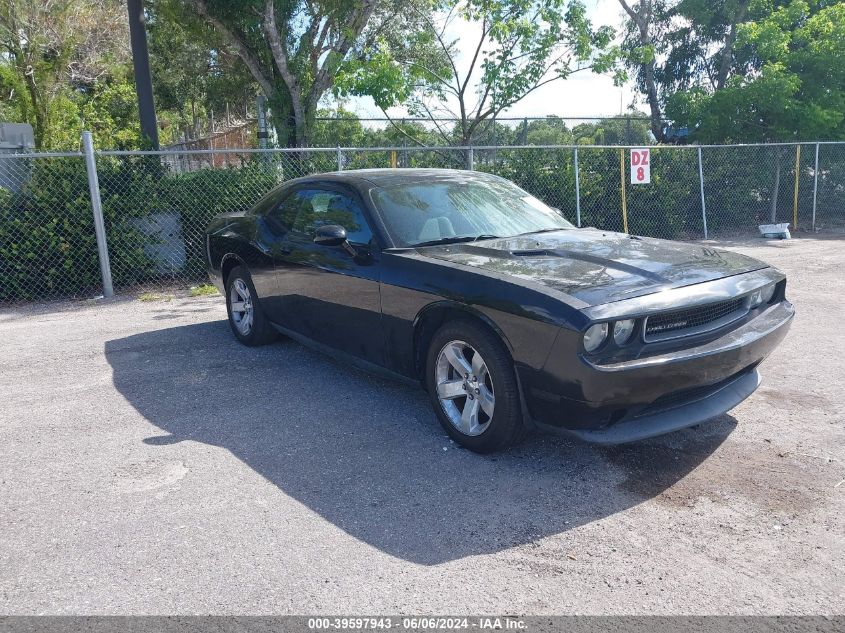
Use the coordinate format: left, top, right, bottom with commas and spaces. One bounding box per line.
415, 229, 768, 306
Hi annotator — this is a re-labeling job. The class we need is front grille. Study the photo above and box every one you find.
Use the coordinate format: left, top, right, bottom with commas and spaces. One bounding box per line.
644, 297, 747, 342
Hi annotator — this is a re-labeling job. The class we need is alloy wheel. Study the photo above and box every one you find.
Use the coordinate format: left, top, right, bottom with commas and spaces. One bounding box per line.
434, 339, 495, 436
229, 278, 254, 335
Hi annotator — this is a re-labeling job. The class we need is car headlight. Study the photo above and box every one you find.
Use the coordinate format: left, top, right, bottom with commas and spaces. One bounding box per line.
583, 323, 608, 352
761, 283, 776, 304
613, 319, 636, 345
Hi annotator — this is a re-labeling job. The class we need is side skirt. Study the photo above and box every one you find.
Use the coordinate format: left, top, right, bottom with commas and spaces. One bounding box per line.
269, 322, 421, 388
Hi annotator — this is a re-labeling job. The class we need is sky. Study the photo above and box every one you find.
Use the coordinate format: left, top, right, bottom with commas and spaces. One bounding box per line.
346, 0, 640, 121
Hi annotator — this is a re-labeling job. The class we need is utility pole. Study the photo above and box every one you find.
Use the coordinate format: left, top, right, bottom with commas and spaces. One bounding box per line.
127, 0, 159, 149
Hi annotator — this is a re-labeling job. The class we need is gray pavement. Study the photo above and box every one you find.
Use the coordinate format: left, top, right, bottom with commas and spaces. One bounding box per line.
0, 237, 842, 615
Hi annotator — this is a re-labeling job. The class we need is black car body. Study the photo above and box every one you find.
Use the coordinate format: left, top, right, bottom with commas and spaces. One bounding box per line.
206, 169, 793, 450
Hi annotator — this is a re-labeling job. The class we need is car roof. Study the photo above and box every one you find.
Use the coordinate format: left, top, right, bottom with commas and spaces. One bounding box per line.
286, 168, 503, 188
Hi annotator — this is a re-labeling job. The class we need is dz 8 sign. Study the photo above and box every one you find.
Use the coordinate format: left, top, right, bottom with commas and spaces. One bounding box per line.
630, 148, 651, 184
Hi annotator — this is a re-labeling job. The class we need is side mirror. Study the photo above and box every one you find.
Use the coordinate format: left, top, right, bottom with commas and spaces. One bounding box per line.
314, 224, 347, 247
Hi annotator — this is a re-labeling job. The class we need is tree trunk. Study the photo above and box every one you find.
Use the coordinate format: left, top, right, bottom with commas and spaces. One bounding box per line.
22, 68, 47, 150
618, 1, 663, 142
265, 92, 296, 147
643, 63, 663, 142
31, 104, 47, 151
716, 1, 749, 90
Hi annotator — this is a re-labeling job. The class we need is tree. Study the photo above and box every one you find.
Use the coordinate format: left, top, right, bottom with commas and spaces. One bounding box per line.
667, 1, 845, 143
572, 115, 650, 145
310, 108, 367, 147
0, 0, 130, 149
617, 0, 666, 140
337, 0, 620, 159
180, 0, 431, 147
147, 0, 259, 143
619, 0, 762, 141
665, 0, 845, 222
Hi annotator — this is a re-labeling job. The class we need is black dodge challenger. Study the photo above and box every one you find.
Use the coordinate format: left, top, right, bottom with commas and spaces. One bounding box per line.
206, 169, 794, 452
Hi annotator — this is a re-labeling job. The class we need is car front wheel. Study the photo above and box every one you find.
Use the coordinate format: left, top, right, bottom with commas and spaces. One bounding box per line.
225, 265, 277, 346
426, 320, 526, 453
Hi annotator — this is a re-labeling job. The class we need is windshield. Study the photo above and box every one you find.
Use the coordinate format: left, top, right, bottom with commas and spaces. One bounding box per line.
370, 177, 574, 247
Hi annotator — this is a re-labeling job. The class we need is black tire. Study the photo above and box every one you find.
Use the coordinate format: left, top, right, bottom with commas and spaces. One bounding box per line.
224, 265, 277, 346
425, 319, 526, 453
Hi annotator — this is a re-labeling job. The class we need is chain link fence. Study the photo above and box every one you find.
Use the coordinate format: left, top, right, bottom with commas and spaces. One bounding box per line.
0, 152, 102, 302
2, 138, 844, 304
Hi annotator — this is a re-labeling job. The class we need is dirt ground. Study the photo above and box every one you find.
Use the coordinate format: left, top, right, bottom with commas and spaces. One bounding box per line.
0, 236, 842, 615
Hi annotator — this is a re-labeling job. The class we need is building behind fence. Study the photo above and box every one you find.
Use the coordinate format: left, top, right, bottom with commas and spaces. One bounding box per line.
1, 135, 844, 303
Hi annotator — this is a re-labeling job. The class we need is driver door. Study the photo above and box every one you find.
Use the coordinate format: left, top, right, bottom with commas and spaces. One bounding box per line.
271, 185, 384, 365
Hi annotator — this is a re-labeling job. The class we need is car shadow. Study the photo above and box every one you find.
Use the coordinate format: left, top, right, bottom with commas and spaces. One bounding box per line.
104, 320, 736, 565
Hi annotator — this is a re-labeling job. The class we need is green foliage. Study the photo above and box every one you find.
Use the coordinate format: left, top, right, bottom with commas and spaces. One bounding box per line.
155, 164, 279, 274
82, 80, 145, 149
0, 159, 104, 300
0, 157, 280, 301
335, 44, 423, 110
0, 0, 131, 150
177, 0, 434, 146
337, 0, 621, 145
147, 0, 258, 144
667, 1, 845, 142
311, 109, 368, 147
189, 284, 218, 296
572, 116, 651, 145
624, 0, 845, 143
5, 137, 845, 303
478, 148, 577, 217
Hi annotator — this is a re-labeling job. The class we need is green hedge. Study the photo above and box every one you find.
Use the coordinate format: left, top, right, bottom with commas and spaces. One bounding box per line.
3, 146, 843, 302
0, 157, 279, 302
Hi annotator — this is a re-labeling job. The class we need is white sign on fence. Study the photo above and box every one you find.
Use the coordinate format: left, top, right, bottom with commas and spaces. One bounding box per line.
630, 148, 651, 184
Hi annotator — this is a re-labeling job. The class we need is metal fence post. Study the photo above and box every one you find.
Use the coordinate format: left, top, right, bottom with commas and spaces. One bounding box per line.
574, 147, 581, 227
336, 146, 342, 171
698, 146, 708, 239
619, 148, 629, 234
812, 142, 820, 231
793, 144, 801, 230
81, 132, 114, 298
468, 146, 474, 171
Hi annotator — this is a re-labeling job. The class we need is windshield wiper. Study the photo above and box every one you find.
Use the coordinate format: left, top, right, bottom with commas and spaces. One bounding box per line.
513, 227, 570, 237
412, 234, 499, 247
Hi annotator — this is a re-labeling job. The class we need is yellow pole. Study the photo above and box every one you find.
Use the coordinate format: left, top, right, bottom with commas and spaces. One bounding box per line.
620, 148, 629, 234
793, 144, 801, 230
390, 149, 398, 169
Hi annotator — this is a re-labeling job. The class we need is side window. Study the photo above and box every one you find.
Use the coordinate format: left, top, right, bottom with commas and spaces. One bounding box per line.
287, 189, 374, 246
251, 186, 286, 216
268, 189, 313, 234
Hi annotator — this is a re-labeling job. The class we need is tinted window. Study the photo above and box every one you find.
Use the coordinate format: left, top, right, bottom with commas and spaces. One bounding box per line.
371, 177, 573, 247
279, 189, 373, 245
251, 186, 289, 217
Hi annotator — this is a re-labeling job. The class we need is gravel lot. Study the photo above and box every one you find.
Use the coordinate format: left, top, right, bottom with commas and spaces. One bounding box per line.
1, 237, 842, 615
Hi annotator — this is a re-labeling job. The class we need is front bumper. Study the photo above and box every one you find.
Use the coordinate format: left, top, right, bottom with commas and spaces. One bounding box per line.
526, 300, 794, 443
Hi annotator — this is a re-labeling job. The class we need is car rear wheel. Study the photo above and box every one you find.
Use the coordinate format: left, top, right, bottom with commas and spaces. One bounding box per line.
426, 320, 526, 453
225, 265, 276, 346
